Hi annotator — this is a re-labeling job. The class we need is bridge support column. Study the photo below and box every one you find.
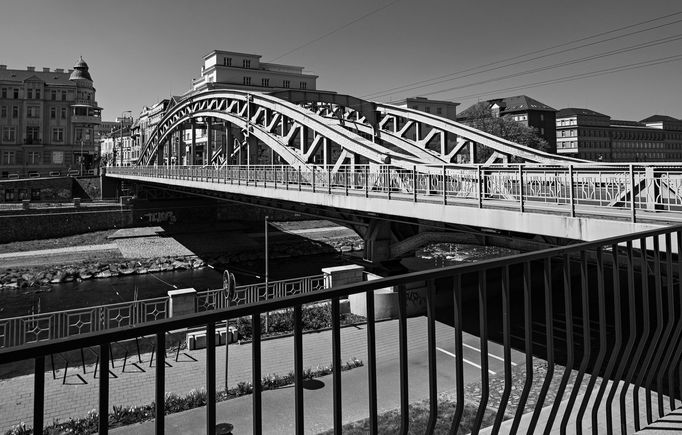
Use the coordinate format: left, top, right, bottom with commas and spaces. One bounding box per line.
363, 220, 392, 263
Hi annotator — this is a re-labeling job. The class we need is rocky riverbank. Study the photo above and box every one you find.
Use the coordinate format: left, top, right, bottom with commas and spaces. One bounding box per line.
0, 237, 364, 291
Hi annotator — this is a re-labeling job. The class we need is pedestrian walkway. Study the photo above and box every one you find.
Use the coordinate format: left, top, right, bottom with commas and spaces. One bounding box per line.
0, 317, 522, 433
0, 244, 119, 259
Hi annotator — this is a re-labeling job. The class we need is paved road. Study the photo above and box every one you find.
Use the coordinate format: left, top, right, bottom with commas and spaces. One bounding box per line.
0, 317, 524, 433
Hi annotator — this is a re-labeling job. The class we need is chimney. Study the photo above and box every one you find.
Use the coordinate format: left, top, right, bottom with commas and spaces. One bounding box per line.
0, 65, 6, 70
55, 68, 64, 73
42, 67, 50, 72
27, 66, 35, 71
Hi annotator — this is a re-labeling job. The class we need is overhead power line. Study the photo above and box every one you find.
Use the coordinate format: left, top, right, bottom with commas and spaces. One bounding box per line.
362, 10, 682, 99
385, 33, 682, 101
268, 0, 401, 63
440, 54, 682, 103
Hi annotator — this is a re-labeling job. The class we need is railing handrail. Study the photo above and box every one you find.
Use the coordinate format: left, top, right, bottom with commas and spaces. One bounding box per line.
2, 223, 679, 364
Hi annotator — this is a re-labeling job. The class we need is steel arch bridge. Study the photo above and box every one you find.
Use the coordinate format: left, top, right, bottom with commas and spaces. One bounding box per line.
137, 89, 584, 171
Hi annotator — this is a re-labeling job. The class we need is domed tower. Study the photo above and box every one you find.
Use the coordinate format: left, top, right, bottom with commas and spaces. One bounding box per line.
69, 56, 93, 83
68, 57, 101, 173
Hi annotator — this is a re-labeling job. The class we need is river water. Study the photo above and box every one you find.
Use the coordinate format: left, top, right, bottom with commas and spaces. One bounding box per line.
0, 243, 517, 319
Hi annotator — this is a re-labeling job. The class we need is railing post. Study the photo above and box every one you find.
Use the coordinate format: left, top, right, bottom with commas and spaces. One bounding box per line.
328, 167, 332, 194
312, 166, 316, 193
365, 166, 369, 198
630, 164, 636, 223
298, 167, 302, 191
519, 164, 525, 213
34, 356, 45, 435
206, 322, 216, 435
345, 170, 349, 196
569, 165, 575, 218
413, 165, 417, 203
477, 165, 483, 208
285, 165, 289, 190
443, 165, 447, 205
155, 332, 165, 434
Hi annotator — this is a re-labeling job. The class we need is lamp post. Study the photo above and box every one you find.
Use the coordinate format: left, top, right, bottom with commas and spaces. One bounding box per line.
119, 110, 132, 166
264, 215, 270, 333
79, 139, 84, 176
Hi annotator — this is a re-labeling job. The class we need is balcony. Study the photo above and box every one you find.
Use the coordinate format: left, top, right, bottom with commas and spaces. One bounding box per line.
71, 115, 102, 125
1, 225, 681, 433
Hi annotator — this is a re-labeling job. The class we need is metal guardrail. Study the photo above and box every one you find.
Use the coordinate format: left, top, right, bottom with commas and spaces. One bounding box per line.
2, 225, 682, 433
0, 275, 325, 350
107, 164, 682, 224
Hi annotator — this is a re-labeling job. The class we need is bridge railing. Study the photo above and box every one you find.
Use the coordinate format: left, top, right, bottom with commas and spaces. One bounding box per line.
0, 275, 324, 350
109, 163, 682, 223
3, 222, 682, 433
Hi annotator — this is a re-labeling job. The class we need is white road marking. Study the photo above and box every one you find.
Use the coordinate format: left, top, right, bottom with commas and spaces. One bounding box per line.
436, 347, 496, 375
461, 342, 518, 366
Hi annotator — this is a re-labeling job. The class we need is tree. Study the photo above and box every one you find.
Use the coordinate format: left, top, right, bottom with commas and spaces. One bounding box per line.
461, 102, 549, 163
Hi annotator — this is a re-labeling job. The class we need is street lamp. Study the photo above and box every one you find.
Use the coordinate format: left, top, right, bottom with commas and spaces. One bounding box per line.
79, 138, 84, 176
119, 110, 132, 166
264, 215, 270, 333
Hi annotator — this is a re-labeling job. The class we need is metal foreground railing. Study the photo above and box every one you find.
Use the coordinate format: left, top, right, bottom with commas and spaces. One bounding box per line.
0, 275, 324, 350
109, 163, 682, 224
2, 225, 682, 433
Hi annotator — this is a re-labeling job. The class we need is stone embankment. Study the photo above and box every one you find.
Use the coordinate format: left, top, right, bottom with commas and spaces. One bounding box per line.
0, 256, 206, 291
0, 238, 364, 291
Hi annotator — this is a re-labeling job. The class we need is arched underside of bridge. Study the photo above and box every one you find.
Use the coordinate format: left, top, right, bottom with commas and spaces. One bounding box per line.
137, 90, 585, 174
112, 174, 666, 262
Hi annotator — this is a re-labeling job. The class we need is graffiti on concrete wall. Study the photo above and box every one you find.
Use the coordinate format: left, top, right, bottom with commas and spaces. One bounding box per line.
143, 211, 177, 224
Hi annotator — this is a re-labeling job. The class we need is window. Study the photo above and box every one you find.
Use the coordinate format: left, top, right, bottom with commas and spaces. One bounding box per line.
283, 80, 290, 88
62, 92, 66, 101
540, 114, 544, 121
2, 151, 16, 165
51, 90, 56, 100
299, 82, 307, 90
540, 127, 545, 135
36, 89, 40, 99
1, 88, 6, 98
224, 57, 232, 66
31, 189, 41, 200
2, 127, 16, 142
52, 127, 64, 142
50, 107, 56, 119
52, 151, 64, 164
4, 189, 15, 201
242, 59, 251, 68
27, 106, 40, 118
13, 88, 18, 99
12, 106, 18, 118
261, 78, 269, 87
74, 127, 83, 141
27, 151, 41, 164
61, 107, 67, 119
26, 126, 40, 143
243, 77, 251, 85
425, 107, 431, 113
0, 106, 5, 118
436, 107, 442, 115
27, 89, 33, 99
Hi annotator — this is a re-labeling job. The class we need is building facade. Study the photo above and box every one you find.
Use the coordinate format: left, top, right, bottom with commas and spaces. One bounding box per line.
556, 109, 682, 162
394, 97, 459, 121
189, 50, 318, 94
458, 95, 557, 152
0, 58, 101, 178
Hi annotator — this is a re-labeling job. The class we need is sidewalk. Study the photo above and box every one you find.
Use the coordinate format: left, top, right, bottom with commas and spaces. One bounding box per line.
0, 317, 520, 433
0, 318, 422, 431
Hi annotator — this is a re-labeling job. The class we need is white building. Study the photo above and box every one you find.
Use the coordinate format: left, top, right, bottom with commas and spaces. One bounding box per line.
189, 50, 318, 94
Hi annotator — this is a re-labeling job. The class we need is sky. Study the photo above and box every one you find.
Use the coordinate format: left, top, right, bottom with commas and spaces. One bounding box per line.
1, 0, 680, 121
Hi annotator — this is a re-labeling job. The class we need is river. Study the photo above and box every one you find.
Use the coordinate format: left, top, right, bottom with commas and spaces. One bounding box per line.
0, 243, 516, 319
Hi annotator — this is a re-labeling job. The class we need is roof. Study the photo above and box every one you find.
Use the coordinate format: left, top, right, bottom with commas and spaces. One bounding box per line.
640, 115, 680, 123
69, 56, 92, 82
395, 96, 460, 107
0, 68, 72, 85
556, 108, 609, 118
458, 95, 555, 118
